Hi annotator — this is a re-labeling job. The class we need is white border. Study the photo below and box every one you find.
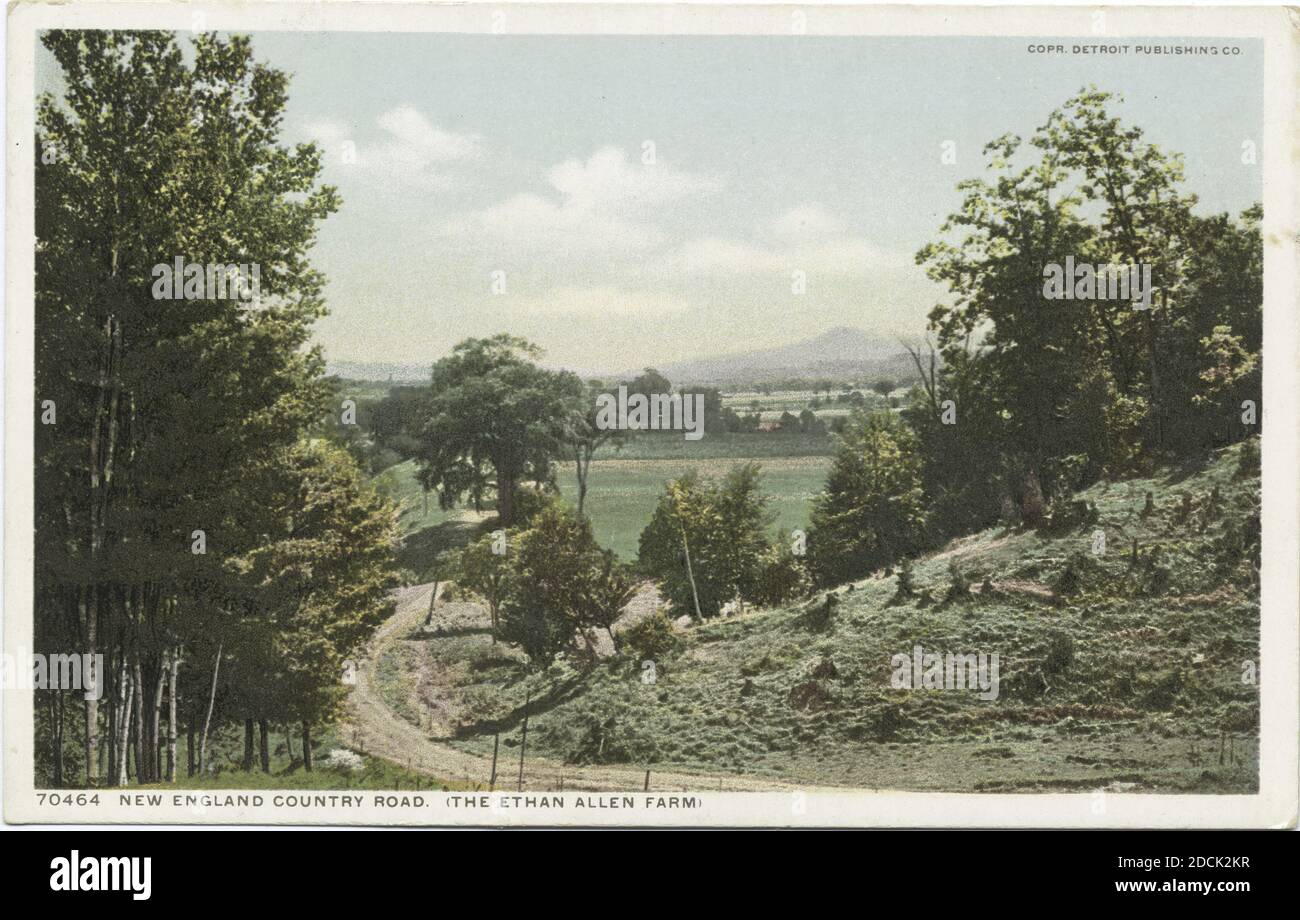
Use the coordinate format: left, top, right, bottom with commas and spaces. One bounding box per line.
4, 2, 1297, 827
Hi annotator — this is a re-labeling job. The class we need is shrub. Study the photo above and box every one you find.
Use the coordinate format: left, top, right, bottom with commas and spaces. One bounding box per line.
944, 562, 970, 602
806, 412, 927, 585
1236, 436, 1260, 479
623, 609, 679, 665
751, 538, 811, 607
1043, 631, 1075, 676
1052, 551, 1094, 596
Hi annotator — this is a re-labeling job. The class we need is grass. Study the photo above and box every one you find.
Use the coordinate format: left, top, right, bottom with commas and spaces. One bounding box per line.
569, 456, 830, 559
385, 441, 1260, 793
380, 450, 831, 567
596, 430, 834, 460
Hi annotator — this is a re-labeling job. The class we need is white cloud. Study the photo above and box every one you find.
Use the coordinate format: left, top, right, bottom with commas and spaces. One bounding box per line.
304, 106, 481, 190
546, 146, 723, 214
441, 146, 722, 256
376, 105, 482, 162
516, 285, 691, 317
675, 236, 897, 276
461, 193, 664, 255
672, 205, 905, 277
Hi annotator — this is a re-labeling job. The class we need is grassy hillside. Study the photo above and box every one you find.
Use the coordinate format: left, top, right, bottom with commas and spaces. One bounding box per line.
385, 442, 1260, 793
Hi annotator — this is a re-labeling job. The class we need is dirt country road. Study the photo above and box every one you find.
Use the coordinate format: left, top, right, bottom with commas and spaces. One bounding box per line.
340, 583, 815, 793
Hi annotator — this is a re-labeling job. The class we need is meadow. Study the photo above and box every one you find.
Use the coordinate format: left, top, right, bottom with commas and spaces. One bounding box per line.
376, 432, 834, 564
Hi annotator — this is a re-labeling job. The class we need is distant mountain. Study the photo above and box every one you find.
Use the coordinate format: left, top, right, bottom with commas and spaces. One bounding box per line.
326, 360, 430, 384
328, 327, 920, 389
646, 327, 919, 388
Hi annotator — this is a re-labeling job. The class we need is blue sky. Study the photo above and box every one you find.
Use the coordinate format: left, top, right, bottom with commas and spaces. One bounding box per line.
40, 33, 1264, 374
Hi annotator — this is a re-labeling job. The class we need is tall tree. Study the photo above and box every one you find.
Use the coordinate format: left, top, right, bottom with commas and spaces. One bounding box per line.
564, 381, 628, 517
235, 441, 400, 760
415, 336, 583, 527
35, 30, 338, 784
638, 464, 774, 619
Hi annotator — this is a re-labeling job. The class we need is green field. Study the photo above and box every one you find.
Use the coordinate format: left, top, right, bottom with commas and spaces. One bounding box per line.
378, 452, 831, 567
568, 456, 829, 559
600, 430, 834, 460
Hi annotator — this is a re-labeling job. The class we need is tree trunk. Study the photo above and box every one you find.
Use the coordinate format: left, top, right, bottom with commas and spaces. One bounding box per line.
84, 316, 122, 787
166, 649, 179, 782
131, 657, 146, 783
115, 673, 134, 786
242, 719, 255, 772
151, 658, 166, 782
496, 470, 514, 527
258, 720, 270, 773
186, 724, 195, 778
301, 722, 313, 772
425, 580, 438, 627
680, 526, 704, 620
284, 725, 295, 765
198, 642, 222, 777
52, 690, 65, 787
575, 454, 590, 517
104, 644, 116, 785
517, 695, 530, 792
82, 586, 100, 785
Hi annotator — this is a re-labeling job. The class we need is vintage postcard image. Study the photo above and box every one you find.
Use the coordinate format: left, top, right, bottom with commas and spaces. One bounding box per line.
4, 2, 1298, 827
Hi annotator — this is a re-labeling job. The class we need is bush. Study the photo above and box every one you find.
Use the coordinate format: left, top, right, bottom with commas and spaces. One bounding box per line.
1043, 631, 1075, 676
1236, 436, 1260, 479
944, 562, 970, 602
510, 487, 561, 528
1040, 499, 1098, 534
623, 610, 679, 666
894, 558, 916, 599
806, 412, 927, 585
751, 538, 811, 607
1052, 551, 1095, 596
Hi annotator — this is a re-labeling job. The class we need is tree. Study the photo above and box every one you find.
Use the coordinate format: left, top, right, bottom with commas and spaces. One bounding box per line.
456, 534, 515, 641
638, 464, 774, 619
234, 440, 400, 768
798, 408, 826, 436
497, 506, 597, 669
34, 30, 338, 785
579, 551, 638, 651
490, 506, 639, 668
807, 412, 927, 585
917, 87, 1260, 490
369, 385, 432, 460
564, 381, 627, 517
416, 336, 583, 527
